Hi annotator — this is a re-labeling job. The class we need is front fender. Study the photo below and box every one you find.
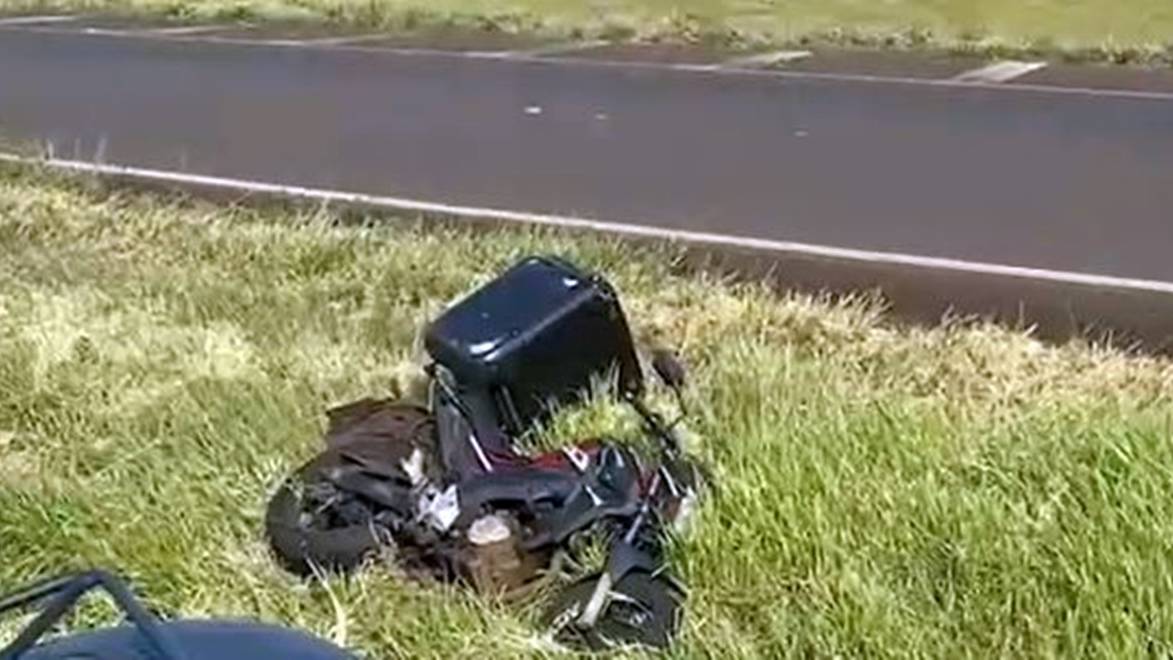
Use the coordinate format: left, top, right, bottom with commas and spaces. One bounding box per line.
603, 538, 659, 584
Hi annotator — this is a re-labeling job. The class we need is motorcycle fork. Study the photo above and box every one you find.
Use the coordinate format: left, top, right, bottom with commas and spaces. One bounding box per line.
575, 473, 662, 628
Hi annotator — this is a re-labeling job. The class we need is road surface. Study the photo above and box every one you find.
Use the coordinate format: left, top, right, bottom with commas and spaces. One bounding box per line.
3, 23, 1173, 346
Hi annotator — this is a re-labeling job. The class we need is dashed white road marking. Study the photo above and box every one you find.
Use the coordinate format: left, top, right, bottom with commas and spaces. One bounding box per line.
82, 27, 132, 36
147, 24, 234, 36
510, 40, 610, 58
448, 40, 611, 60
249, 38, 313, 46
291, 33, 394, 46
720, 50, 812, 69
952, 60, 1047, 84
669, 63, 721, 73
3, 152, 1172, 296
461, 49, 516, 60
0, 15, 76, 26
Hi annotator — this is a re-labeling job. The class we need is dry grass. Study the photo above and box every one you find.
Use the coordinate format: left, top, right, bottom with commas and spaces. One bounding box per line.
4, 0, 1173, 63
2, 164, 1173, 657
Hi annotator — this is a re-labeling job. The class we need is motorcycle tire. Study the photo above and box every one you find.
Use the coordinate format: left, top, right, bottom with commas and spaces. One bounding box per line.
264, 449, 390, 577
544, 571, 685, 651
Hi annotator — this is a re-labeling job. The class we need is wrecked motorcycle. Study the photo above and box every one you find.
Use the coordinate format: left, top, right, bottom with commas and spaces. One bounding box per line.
265, 256, 706, 650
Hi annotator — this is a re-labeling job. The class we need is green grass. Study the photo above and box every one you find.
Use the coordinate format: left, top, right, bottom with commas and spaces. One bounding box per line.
2, 165, 1173, 658
4, 0, 1173, 63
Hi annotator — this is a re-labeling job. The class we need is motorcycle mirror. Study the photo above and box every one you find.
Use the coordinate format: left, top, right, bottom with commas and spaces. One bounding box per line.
651, 349, 687, 391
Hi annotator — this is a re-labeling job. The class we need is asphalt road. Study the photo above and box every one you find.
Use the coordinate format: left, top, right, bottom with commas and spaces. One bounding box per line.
3, 27, 1173, 345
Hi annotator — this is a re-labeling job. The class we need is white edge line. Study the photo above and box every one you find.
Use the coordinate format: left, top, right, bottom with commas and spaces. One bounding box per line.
510, 39, 610, 58
460, 49, 515, 59
0, 15, 76, 26
147, 25, 234, 36
12, 24, 1173, 102
290, 33, 395, 46
670, 63, 721, 72
720, 50, 813, 69
4, 152, 1172, 296
952, 60, 1048, 83
522, 52, 1173, 102
80, 27, 133, 36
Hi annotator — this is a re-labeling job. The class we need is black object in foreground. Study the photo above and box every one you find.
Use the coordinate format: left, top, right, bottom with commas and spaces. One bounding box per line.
0, 570, 356, 660
264, 255, 707, 651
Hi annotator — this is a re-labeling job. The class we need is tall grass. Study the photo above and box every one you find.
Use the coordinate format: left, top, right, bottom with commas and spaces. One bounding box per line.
2, 165, 1172, 657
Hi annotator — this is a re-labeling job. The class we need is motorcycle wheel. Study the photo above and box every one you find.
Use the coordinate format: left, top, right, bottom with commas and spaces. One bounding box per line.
544, 571, 684, 651
264, 449, 391, 577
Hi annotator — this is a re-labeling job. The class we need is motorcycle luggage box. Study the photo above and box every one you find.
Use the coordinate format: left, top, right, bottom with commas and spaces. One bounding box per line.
425, 256, 643, 434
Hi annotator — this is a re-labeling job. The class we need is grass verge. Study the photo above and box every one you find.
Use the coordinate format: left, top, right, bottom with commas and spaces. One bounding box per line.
4, 0, 1173, 65
2, 165, 1173, 657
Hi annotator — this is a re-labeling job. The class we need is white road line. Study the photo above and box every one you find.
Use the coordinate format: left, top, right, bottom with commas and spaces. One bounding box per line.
0, 15, 76, 26
669, 63, 721, 73
461, 49, 516, 59
4, 152, 1172, 296
147, 25, 233, 36
14, 25, 1173, 102
290, 33, 393, 46
81, 27, 133, 36
510, 40, 610, 58
953, 60, 1047, 83
456, 40, 610, 60
250, 38, 313, 47
720, 50, 812, 69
